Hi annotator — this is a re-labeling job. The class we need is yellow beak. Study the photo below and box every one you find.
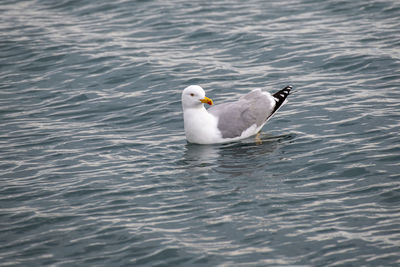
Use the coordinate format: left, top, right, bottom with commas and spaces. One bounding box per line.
200, 96, 213, 105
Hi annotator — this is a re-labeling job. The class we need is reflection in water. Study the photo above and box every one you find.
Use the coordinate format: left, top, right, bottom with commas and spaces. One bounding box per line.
181, 133, 293, 178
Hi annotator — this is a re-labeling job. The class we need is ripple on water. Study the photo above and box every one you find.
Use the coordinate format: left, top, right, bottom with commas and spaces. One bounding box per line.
1, 0, 400, 266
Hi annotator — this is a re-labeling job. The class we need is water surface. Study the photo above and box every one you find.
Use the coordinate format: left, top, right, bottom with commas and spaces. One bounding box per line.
1, 0, 400, 266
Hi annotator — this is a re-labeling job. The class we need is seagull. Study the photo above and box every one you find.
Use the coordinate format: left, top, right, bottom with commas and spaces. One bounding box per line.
181, 85, 291, 144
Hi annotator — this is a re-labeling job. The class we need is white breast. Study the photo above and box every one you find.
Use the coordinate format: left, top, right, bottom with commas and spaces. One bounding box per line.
183, 107, 222, 144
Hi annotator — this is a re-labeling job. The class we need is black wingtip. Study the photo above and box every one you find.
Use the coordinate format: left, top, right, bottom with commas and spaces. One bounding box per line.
272, 85, 292, 113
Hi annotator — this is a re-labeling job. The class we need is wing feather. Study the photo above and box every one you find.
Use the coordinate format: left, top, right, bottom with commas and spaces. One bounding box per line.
208, 89, 275, 138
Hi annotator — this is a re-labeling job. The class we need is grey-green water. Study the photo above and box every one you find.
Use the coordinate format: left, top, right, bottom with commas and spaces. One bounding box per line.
1, 0, 400, 266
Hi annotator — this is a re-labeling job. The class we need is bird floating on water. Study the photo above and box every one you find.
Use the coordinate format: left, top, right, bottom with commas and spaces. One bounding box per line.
181, 85, 292, 144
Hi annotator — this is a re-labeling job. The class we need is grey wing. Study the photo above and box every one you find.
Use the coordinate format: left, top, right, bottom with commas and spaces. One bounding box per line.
208, 89, 275, 138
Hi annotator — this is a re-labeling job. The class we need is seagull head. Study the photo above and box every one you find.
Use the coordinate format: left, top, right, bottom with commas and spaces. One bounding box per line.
182, 85, 213, 109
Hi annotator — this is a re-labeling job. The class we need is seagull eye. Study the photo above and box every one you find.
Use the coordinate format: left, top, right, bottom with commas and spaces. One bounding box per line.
190, 93, 194, 97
